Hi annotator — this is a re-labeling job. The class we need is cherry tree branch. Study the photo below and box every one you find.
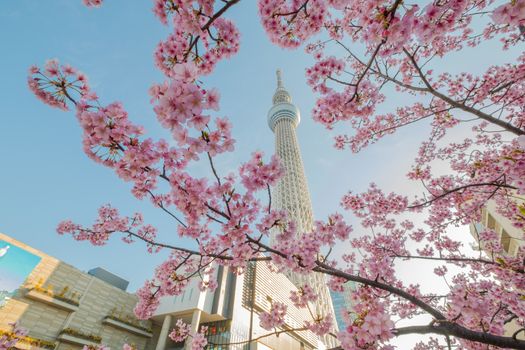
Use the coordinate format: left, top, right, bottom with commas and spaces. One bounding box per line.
208, 327, 309, 347
403, 48, 525, 135
343, 0, 403, 103
314, 261, 525, 349
125, 230, 270, 262
393, 323, 525, 349
185, 0, 240, 59
391, 254, 524, 274
408, 180, 516, 209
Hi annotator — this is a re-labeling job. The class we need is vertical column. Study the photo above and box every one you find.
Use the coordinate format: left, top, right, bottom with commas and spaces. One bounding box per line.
184, 309, 202, 350
155, 314, 172, 350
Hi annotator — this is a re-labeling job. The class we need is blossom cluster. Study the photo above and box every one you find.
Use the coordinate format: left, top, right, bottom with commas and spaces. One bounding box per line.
83, 0, 102, 7
338, 292, 394, 349
27, 60, 92, 111
0, 323, 28, 350
290, 284, 317, 308
169, 319, 192, 342
259, 301, 288, 330
152, 0, 240, 77
29, 0, 525, 349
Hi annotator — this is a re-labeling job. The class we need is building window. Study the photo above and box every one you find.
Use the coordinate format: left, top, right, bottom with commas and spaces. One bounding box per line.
487, 213, 496, 230
501, 229, 511, 253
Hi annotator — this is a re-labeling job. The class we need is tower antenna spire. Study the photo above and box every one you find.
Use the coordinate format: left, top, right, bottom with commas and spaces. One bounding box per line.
271, 69, 293, 107
276, 69, 283, 88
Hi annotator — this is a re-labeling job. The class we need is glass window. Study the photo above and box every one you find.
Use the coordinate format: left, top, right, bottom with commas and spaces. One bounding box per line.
487, 214, 496, 230
501, 230, 511, 253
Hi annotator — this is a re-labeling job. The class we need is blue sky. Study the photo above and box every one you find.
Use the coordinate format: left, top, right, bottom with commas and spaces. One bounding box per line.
0, 0, 517, 298
1, 0, 407, 291
0, 240, 41, 292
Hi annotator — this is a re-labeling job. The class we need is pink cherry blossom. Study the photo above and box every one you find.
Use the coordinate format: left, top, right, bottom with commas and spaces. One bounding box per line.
190, 330, 208, 350
169, 319, 191, 342
83, 0, 103, 7
259, 302, 287, 330
27, 1, 525, 349
290, 284, 317, 308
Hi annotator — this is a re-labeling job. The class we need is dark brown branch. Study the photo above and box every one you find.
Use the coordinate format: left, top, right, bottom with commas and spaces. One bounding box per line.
126, 230, 270, 262
185, 0, 240, 58
344, 0, 404, 104
393, 324, 525, 349
273, 0, 309, 23
408, 180, 516, 209
403, 48, 525, 135
392, 254, 524, 274
313, 260, 445, 320
209, 327, 309, 347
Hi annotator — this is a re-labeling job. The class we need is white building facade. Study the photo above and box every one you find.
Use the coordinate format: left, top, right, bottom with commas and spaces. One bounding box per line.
153, 262, 324, 350
469, 196, 525, 339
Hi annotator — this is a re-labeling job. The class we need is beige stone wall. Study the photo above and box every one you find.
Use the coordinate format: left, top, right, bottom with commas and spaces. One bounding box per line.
0, 233, 158, 350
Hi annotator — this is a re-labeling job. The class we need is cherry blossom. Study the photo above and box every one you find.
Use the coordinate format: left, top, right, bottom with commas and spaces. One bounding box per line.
259, 302, 287, 330
0, 323, 28, 350
26, 0, 525, 349
290, 284, 317, 308
83, 0, 102, 7
169, 319, 192, 342
190, 329, 208, 350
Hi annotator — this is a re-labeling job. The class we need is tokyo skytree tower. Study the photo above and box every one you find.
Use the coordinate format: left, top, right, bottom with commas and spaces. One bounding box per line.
268, 70, 338, 349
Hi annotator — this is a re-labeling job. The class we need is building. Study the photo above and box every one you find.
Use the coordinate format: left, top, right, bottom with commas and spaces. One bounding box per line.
470, 198, 524, 256
153, 262, 327, 350
267, 70, 338, 348
469, 197, 524, 339
0, 233, 157, 350
329, 283, 356, 332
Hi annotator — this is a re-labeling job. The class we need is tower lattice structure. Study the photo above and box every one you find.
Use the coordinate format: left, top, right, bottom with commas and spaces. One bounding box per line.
267, 70, 338, 349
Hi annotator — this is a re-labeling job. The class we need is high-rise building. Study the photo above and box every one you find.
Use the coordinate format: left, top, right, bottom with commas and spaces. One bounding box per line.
329, 283, 356, 332
0, 233, 322, 350
268, 70, 338, 349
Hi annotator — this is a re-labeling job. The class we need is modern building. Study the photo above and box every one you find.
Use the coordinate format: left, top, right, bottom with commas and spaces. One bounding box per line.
0, 232, 157, 350
329, 283, 356, 332
267, 70, 338, 349
153, 261, 328, 350
469, 197, 524, 339
469, 198, 524, 256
